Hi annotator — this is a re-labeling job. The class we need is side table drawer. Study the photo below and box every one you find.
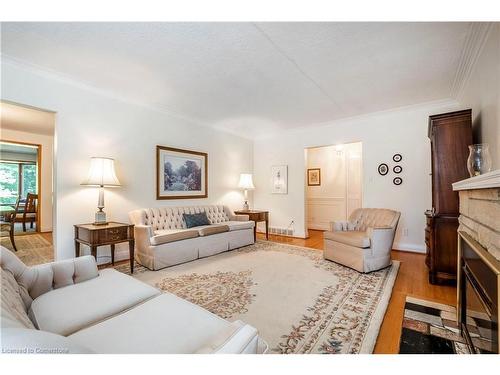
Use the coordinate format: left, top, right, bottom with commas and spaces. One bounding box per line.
255, 212, 267, 221
98, 227, 129, 242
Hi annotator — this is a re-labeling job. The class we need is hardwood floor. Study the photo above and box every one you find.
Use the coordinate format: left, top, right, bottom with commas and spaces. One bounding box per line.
257, 229, 457, 354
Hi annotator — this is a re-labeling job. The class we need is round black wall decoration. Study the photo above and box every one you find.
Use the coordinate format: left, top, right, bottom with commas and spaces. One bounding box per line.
378, 163, 389, 176
393, 154, 402, 162
393, 165, 403, 174
393, 177, 403, 185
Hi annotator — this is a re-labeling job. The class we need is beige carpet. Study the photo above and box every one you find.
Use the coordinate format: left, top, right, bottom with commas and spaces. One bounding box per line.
133, 241, 399, 354
0, 233, 54, 266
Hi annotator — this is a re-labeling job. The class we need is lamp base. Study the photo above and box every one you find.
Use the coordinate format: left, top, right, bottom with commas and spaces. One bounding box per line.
242, 201, 249, 211
94, 210, 107, 225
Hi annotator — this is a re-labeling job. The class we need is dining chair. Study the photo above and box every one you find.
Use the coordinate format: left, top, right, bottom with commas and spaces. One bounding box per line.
19, 193, 38, 232
9, 193, 38, 232
0, 203, 17, 251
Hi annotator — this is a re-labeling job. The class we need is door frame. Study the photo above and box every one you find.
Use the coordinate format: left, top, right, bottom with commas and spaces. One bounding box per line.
0, 139, 42, 233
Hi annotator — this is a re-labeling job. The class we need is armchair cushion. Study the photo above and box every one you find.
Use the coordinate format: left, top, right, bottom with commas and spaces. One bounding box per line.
324, 230, 371, 248
29, 269, 160, 336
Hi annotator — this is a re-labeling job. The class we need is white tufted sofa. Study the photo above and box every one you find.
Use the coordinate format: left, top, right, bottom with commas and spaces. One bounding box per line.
324, 208, 401, 273
1, 245, 267, 353
128, 205, 255, 270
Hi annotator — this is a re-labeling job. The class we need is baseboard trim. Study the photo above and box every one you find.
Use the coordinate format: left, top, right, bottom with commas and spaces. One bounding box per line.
393, 243, 426, 254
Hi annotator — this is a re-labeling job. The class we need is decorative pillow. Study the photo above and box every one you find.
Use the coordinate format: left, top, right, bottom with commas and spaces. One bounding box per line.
1, 269, 35, 329
183, 212, 210, 228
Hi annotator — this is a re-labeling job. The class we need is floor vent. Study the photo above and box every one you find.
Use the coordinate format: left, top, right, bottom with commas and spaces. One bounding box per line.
268, 227, 294, 237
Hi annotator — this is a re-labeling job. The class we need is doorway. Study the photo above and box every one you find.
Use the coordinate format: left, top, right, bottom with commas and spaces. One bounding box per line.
0, 100, 56, 265
305, 142, 363, 231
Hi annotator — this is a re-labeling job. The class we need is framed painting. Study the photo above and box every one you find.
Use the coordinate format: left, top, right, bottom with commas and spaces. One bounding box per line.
156, 146, 208, 200
271, 165, 288, 194
307, 168, 321, 186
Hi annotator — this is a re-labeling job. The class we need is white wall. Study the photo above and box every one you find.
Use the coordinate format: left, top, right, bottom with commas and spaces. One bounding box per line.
254, 100, 460, 252
459, 24, 500, 170
306, 142, 362, 230
1, 60, 253, 261
0, 128, 54, 232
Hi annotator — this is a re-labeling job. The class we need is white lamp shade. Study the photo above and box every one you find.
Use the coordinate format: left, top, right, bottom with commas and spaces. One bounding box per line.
238, 173, 255, 190
81, 157, 121, 187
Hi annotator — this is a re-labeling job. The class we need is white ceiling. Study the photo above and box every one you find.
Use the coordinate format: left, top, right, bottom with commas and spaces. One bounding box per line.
1, 101, 55, 135
1, 22, 472, 138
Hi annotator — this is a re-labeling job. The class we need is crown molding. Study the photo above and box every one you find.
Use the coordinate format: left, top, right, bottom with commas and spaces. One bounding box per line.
452, 169, 500, 191
255, 97, 460, 140
0, 54, 217, 130
451, 22, 494, 101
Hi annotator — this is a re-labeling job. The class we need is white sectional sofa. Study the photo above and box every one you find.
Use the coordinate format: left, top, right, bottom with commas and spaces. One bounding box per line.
0, 246, 267, 354
128, 205, 255, 270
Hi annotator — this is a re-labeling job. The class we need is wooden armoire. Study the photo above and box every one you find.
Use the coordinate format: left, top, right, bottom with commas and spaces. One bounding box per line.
425, 109, 472, 285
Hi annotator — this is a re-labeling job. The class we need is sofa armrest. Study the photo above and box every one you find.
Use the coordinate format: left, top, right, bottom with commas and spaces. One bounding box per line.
195, 320, 259, 354
134, 225, 153, 247
28, 256, 99, 300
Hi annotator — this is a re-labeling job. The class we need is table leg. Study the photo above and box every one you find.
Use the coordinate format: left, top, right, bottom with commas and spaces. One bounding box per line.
265, 218, 269, 240
129, 240, 135, 274
253, 221, 257, 242
91, 246, 97, 262
75, 241, 80, 257
110, 244, 115, 265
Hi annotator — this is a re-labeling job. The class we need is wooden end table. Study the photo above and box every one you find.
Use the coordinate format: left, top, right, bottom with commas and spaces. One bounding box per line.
234, 210, 269, 242
74, 222, 135, 273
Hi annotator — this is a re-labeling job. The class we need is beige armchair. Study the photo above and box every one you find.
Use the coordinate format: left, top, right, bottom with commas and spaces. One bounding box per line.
323, 208, 401, 273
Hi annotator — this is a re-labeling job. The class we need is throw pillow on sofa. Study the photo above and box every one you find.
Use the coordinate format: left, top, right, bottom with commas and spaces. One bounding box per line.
183, 212, 211, 228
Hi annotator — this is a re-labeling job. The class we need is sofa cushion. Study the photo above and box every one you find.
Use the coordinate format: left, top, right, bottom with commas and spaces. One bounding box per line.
29, 269, 160, 336
324, 230, 371, 248
183, 212, 211, 228
198, 224, 229, 236
1, 328, 94, 354
1, 269, 35, 329
224, 220, 255, 231
151, 228, 199, 246
68, 293, 237, 354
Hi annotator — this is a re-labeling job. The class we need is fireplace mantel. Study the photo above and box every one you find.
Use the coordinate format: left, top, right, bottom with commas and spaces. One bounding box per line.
452, 169, 500, 191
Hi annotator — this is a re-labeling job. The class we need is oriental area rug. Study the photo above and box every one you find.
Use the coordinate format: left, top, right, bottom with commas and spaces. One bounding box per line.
131, 241, 399, 354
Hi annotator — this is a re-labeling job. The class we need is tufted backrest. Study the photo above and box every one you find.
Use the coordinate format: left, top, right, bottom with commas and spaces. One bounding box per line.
349, 208, 400, 232
0, 246, 98, 311
129, 205, 232, 231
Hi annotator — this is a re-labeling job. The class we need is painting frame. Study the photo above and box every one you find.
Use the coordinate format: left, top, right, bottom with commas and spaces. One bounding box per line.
156, 145, 208, 200
271, 165, 288, 194
307, 168, 321, 186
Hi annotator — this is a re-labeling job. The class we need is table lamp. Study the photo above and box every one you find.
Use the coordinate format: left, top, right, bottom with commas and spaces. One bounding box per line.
81, 157, 121, 225
238, 173, 255, 211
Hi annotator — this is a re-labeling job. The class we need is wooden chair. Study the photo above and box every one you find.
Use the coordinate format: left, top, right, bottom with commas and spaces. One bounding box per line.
20, 193, 38, 232
0, 200, 18, 251
9, 193, 38, 232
